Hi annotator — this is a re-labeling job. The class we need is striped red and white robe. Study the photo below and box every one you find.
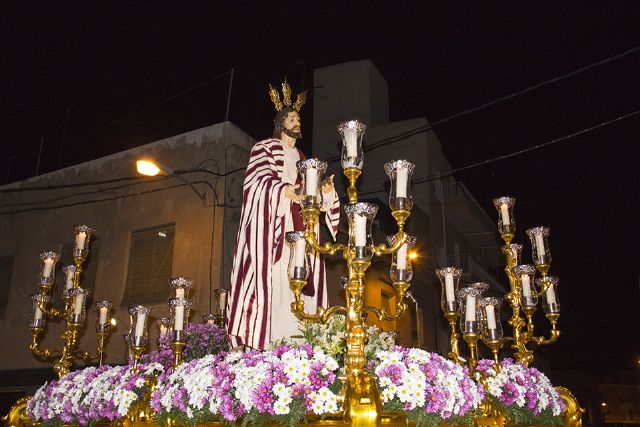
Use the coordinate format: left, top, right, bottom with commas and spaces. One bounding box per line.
227, 139, 340, 350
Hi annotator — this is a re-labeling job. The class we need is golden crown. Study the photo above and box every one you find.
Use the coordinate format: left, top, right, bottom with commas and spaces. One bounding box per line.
269, 78, 307, 112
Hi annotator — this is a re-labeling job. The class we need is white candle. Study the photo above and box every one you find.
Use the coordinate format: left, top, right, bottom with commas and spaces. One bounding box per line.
344, 128, 357, 158
465, 294, 476, 322
294, 238, 306, 267
396, 168, 408, 198
535, 234, 545, 257
305, 168, 318, 196
219, 293, 226, 312
444, 274, 455, 303
175, 288, 185, 298
42, 259, 54, 278
521, 275, 532, 297
545, 285, 556, 305
174, 306, 184, 331
73, 293, 85, 316
65, 269, 74, 290
396, 243, 408, 269
500, 204, 510, 226
76, 232, 87, 250
135, 312, 147, 337
354, 214, 367, 247
34, 304, 43, 321
485, 304, 497, 330
99, 306, 108, 324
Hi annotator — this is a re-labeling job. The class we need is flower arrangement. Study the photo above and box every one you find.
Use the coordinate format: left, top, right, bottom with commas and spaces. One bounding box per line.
26, 362, 163, 426
151, 344, 341, 426
297, 314, 397, 367
475, 358, 565, 426
142, 322, 229, 369
370, 347, 484, 427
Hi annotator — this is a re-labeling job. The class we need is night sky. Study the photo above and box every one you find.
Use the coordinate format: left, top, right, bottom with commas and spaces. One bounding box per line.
2, 3, 639, 373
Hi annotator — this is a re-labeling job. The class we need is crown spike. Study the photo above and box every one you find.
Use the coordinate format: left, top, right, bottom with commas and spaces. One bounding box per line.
268, 78, 306, 112
269, 84, 284, 111
282, 78, 292, 107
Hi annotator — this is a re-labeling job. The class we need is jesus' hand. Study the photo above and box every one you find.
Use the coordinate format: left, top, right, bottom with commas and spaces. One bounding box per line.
322, 175, 335, 194
284, 184, 300, 203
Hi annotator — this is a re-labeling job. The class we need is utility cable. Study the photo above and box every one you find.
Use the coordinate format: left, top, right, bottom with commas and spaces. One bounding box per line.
327, 44, 640, 161
357, 108, 640, 197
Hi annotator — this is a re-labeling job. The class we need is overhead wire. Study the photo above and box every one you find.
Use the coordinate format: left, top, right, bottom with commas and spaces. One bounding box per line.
357, 108, 640, 197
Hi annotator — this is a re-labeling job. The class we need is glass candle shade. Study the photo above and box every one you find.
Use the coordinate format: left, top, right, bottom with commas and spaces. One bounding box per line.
493, 197, 516, 236
338, 120, 366, 170
436, 267, 463, 312
469, 282, 489, 297
213, 288, 228, 316
156, 317, 172, 340
526, 226, 551, 267
286, 231, 310, 280
384, 160, 415, 211
29, 294, 49, 328
94, 300, 113, 331
480, 297, 503, 341
63, 264, 77, 291
457, 288, 483, 334
73, 225, 95, 258
344, 202, 378, 261
513, 264, 537, 307
68, 288, 89, 324
170, 276, 192, 299
501, 243, 523, 267
296, 158, 328, 210
387, 234, 416, 283
203, 314, 216, 324
128, 305, 151, 347
169, 297, 192, 342
39, 251, 59, 286
537, 276, 560, 314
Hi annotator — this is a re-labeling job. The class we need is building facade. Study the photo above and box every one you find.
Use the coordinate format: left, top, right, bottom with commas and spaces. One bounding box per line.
0, 122, 253, 409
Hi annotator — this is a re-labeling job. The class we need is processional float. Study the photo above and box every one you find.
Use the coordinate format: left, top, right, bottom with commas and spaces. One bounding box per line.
5, 115, 584, 426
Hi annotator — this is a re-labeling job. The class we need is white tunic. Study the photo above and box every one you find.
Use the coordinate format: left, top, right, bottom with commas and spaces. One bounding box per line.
270, 142, 333, 343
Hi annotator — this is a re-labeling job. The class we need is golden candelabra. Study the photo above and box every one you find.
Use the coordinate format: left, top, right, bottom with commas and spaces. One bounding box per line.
436, 196, 561, 371
287, 120, 417, 425
28, 225, 115, 378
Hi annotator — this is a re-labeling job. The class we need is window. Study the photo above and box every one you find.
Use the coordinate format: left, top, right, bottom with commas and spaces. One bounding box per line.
0, 255, 14, 318
122, 224, 175, 305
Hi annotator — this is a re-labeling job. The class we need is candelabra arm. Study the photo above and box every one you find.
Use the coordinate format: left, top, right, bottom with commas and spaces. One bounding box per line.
289, 277, 347, 322
303, 227, 346, 255
363, 301, 407, 322
533, 313, 561, 346
373, 231, 406, 256
37, 299, 63, 318
78, 331, 109, 364
29, 328, 61, 359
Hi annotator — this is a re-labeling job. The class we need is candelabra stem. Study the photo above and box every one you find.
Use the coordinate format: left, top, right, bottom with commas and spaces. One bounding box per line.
53, 321, 82, 378
170, 341, 186, 368
444, 311, 460, 363
484, 339, 503, 365
343, 167, 361, 204
463, 332, 480, 373
129, 345, 146, 373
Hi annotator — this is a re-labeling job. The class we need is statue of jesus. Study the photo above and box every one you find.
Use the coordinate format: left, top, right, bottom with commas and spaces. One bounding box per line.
226, 80, 340, 350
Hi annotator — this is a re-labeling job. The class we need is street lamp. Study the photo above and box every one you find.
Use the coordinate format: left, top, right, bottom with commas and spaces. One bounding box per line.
135, 159, 205, 204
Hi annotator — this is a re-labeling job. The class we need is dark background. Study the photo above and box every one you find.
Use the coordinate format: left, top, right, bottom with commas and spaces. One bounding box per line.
2, 3, 639, 375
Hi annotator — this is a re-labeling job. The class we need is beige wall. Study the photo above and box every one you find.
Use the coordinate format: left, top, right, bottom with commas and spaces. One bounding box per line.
0, 122, 253, 371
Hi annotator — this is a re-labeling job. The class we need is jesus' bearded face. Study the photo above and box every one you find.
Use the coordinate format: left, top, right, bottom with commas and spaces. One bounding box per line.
282, 111, 302, 139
